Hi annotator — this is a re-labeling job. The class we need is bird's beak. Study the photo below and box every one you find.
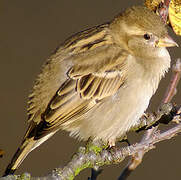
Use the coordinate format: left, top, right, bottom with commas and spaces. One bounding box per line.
156, 35, 178, 47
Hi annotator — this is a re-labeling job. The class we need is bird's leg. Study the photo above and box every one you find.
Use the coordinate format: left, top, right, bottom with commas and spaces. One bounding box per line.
108, 139, 116, 147
107, 136, 130, 151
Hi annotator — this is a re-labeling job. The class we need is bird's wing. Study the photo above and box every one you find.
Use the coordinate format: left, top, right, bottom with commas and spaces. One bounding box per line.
28, 45, 128, 139
6, 45, 128, 175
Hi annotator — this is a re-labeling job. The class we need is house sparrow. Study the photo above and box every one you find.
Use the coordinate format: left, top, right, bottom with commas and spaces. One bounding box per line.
4, 5, 178, 175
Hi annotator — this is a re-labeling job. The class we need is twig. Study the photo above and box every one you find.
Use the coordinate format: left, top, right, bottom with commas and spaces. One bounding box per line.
162, 58, 181, 104
88, 169, 103, 180
118, 58, 181, 180
158, 0, 171, 23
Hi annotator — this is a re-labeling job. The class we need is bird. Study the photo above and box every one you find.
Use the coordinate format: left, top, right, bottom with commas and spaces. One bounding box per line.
4, 5, 178, 176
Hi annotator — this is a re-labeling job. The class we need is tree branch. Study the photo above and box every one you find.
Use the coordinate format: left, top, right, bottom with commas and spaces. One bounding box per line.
1, 105, 181, 180
158, 0, 171, 23
162, 58, 181, 104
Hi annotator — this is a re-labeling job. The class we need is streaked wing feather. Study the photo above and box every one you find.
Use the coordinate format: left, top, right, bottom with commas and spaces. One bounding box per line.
27, 26, 129, 139
76, 74, 125, 100
35, 49, 128, 138
38, 74, 125, 138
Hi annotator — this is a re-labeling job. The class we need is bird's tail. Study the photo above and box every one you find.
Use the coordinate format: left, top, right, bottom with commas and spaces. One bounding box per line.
3, 138, 36, 176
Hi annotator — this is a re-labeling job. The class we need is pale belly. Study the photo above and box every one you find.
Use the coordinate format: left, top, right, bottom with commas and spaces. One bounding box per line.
70, 78, 153, 144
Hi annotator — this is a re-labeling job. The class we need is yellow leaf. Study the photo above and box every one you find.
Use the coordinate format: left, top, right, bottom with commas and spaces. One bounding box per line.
145, 0, 162, 11
169, 0, 181, 35
145, 0, 181, 36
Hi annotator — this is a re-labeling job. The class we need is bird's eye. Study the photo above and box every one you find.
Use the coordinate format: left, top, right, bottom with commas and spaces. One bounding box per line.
143, 33, 151, 40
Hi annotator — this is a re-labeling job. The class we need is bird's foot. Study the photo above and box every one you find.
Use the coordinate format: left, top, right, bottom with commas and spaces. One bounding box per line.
108, 139, 116, 147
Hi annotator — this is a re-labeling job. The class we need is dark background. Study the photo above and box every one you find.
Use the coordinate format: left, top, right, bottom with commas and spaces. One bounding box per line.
0, 0, 181, 179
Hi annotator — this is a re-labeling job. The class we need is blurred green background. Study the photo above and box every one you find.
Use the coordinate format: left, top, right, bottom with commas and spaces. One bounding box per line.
0, 0, 181, 179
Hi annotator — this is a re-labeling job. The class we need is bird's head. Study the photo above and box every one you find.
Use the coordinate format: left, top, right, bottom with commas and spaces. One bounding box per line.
110, 6, 178, 58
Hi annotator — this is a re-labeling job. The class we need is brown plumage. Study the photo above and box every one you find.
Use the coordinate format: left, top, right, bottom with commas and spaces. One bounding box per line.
4, 6, 177, 175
